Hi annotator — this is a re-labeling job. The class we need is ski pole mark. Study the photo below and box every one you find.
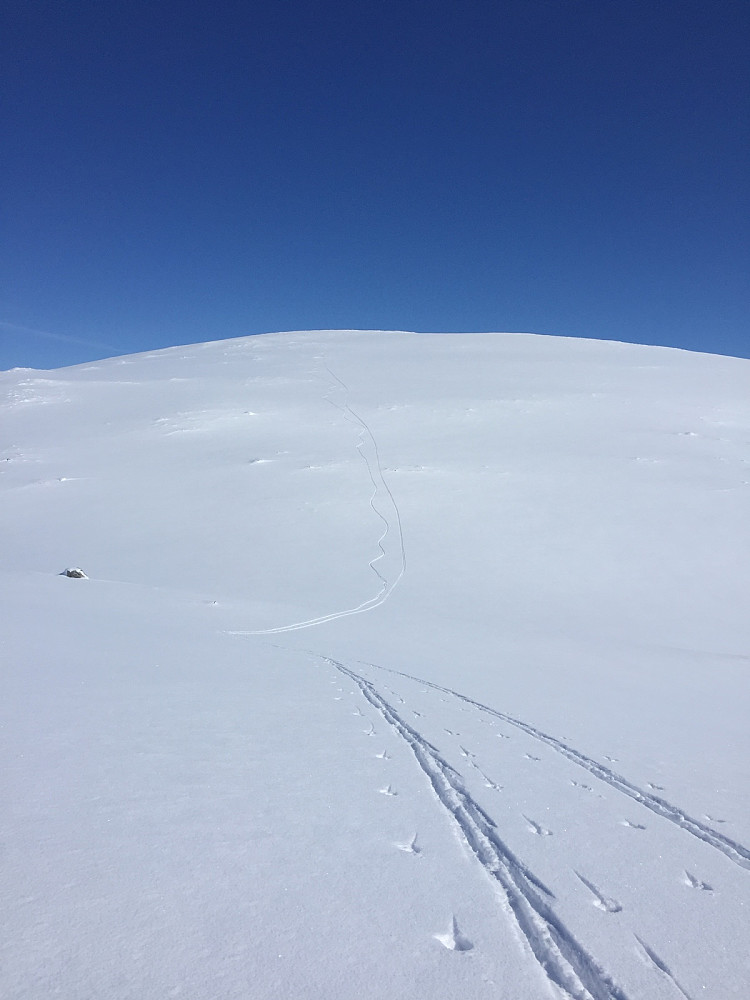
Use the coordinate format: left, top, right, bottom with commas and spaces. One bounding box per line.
575, 873, 622, 913
524, 815, 553, 837
361, 661, 750, 872
327, 657, 630, 1000
683, 871, 713, 891
636, 936, 694, 1000
435, 915, 473, 952
396, 833, 421, 855
477, 769, 503, 791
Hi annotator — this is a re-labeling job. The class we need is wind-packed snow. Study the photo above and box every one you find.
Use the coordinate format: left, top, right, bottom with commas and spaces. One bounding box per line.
2, 330, 749, 999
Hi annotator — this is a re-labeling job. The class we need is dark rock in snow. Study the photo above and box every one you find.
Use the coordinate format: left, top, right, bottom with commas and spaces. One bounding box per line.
61, 567, 88, 579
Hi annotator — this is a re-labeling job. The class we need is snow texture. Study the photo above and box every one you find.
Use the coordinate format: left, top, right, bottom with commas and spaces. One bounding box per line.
2, 330, 749, 999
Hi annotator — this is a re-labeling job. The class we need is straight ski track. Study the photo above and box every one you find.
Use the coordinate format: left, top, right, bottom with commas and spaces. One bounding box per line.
325, 656, 631, 1000
361, 660, 750, 872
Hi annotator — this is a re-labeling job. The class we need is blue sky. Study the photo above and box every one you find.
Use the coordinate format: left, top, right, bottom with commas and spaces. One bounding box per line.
2, 0, 748, 369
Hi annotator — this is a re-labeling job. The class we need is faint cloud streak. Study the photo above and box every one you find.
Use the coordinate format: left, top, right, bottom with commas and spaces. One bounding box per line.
0, 320, 117, 352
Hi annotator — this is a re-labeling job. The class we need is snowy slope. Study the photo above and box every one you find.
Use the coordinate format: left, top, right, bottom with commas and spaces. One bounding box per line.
2, 330, 749, 1000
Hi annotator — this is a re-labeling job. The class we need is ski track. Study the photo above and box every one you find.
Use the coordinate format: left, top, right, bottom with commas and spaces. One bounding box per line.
230, 364, 406, 635
218, 354, 743, 993
326, 656, 631, 1000
360, 660, 750, 872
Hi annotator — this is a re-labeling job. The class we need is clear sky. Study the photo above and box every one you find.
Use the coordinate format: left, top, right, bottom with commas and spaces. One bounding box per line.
2, 0, 748, 370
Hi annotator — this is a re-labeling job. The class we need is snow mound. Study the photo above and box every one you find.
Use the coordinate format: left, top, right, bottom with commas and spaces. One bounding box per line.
2, 330, 748, 1000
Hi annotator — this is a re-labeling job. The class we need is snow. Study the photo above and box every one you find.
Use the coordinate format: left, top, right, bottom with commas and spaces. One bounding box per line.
2, 330, 749, 999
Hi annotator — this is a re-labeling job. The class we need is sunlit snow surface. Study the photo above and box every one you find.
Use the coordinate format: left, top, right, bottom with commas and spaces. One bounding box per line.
2, 331, 749, 999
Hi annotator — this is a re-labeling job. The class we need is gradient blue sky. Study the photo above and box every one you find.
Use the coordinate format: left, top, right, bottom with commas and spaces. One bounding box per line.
2, 0, 748, 370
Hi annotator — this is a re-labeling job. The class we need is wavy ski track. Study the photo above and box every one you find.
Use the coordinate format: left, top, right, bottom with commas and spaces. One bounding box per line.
361, 660, 750, 872
325, 656, 630, 1000
230, 365, 406, 635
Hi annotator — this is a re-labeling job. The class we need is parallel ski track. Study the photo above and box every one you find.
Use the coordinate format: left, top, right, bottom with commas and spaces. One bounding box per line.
326, 656, 630, 1000
361, 660, 750, 872
230, 364, 406, 634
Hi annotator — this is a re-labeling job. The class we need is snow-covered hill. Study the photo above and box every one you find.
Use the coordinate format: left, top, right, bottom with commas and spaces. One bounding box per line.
2, 331, 749, 999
